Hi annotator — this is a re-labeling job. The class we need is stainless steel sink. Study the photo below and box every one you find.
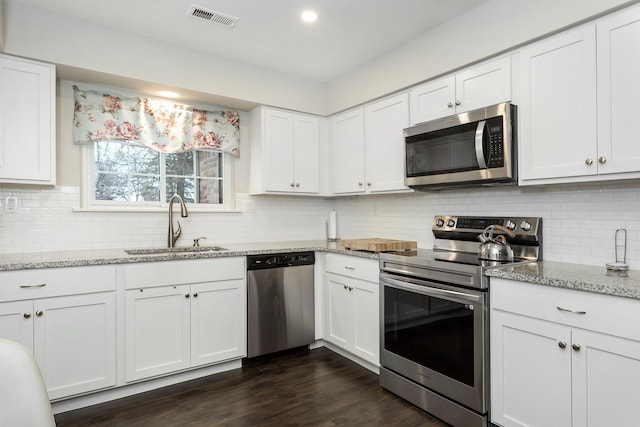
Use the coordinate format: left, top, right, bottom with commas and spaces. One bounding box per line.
124, 246, 227, 255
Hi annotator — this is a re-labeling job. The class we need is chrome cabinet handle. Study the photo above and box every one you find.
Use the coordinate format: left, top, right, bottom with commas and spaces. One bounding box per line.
295, 183, 300, 188
35, 310, 43, 317
20, 283, 47, 288
23, 312, 32, 319
572, 343, 581, 351
556, 306, 586, 315
447, 102, 454, 108
344, 266, 356, 271
358, 182, 363, 187
598, 156, 607, 164
585, 158, 593, 165
367, 182, 372, 187
455, 100, 461, 106
558, 341, 567, 349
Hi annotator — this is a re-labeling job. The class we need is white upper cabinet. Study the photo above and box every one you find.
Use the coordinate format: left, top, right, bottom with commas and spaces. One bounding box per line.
410, 56, 512, 125
596, 5, 640, 176
330, 108, 366, 194
518, 25, 598, 182
364, 93, 410, 193
331, 93, 410, 195
520, 4, 640, 185
249, 106, 320, 194
0, 54, 56, 185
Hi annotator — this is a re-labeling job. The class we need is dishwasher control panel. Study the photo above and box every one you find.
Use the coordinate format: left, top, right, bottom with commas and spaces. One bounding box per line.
247, 251, 315, 270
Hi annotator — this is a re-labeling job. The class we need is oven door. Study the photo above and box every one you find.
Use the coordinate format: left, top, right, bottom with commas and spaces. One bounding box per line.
380, 271, 486, 413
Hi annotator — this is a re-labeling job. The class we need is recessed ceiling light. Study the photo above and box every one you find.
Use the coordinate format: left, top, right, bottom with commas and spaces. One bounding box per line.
301, 10, 318, 23
157, 90, 180, 99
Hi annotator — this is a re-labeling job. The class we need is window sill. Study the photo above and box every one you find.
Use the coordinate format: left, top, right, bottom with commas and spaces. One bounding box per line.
73, 206, 243, 214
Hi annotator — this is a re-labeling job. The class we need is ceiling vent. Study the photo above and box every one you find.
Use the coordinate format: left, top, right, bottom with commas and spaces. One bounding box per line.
186, 5, 239, 29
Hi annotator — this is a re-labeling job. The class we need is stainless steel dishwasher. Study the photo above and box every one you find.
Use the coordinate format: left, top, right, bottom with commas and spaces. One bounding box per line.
246, 251, 315, 358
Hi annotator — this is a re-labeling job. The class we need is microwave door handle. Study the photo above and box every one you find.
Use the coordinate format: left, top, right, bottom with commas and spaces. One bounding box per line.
475, 120, 488, 169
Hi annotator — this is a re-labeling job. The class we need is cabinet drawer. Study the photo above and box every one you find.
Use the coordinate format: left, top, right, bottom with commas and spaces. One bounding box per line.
123, 257, 245, 289
326, 254, 378, 283
491, 278, 640, 341
0, 265, 116, 301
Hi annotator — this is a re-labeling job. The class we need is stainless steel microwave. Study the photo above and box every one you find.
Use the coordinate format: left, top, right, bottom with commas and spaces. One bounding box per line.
404, 102, 517, 190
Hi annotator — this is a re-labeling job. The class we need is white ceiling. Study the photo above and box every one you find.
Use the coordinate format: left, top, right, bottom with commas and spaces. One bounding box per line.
8, 0, 491, 83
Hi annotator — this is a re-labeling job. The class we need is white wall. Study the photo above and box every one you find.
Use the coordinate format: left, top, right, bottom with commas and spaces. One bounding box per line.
2, 1, 327, 115
2, 182, 640, 270
326, 0, 637, 113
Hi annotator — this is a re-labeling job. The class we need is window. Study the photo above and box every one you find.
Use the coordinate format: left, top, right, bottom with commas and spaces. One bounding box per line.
83, 140, 233, 210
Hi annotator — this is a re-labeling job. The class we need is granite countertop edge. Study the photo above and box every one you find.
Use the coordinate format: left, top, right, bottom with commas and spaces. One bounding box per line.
0, 240, 379, 272
486, 260, 640, 300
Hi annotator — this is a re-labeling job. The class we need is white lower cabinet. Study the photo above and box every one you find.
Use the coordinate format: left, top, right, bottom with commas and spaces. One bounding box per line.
491, 278, 640, 427
0, 266, 117, 400
324, 254, 379, 366
123, 258, 246, 382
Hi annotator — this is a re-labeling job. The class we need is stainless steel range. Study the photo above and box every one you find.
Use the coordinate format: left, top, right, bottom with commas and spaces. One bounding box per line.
379, 215, 542, 427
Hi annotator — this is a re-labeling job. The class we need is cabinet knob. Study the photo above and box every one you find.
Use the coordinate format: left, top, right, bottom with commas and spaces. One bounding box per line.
343, 285, 348, 290
193, 293, 198, 298
585, 158, 594, 166
455, 100, 461, 106
290, 183, 295, 188
367, 182, 372, 187
295, 183, 300, 188
598, 156, 607, 164
572, 343, 581, 351
358, 182, 363, 187
35, 310, 43, 317
185, 294, 190, 298
447, 102, 454, 108
23, 312, 31, 319
558, 341, 567, 349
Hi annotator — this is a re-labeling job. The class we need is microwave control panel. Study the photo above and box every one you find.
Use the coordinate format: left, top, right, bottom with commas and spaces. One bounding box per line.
487, 121, 504, 168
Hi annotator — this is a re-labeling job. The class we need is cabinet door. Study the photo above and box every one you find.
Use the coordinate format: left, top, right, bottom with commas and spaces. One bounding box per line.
293, 115, 320, 193
331, 109, 366, 194
0, 300, 34, 351
350, 278, 379, 365
34, 293, 116, 399
263, 109, 295, 192
125, 285, 191, 381
597, 6, 640, 175
491, 311, 572, 427
456, 56, 511, 113
325, 273, 352, 347
409, 75, 455, 125
364, 94, 410, 193
191, 279, 246, 366
572, 330, 640, 427
0, 55, 55, 184
518, 25, 597, 182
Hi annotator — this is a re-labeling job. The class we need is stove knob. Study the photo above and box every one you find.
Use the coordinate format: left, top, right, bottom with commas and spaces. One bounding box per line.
436, 218, 445, 227
505, 220, 516, 230
520, 221, 532, 232
447, 219, 456, 227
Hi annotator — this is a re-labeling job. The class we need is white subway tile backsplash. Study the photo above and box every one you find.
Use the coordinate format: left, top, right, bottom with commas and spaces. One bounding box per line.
3, 182, 640, 268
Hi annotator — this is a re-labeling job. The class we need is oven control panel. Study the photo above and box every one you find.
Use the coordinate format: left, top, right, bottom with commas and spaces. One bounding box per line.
432, 215, 541, 238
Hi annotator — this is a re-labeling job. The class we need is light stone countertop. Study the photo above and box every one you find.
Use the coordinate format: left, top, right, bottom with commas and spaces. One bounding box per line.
486, 260, 640, 300
0, 240, 379, 272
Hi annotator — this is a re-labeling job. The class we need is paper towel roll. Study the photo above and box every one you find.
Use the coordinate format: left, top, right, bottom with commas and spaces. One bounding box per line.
327, 209, 337, 240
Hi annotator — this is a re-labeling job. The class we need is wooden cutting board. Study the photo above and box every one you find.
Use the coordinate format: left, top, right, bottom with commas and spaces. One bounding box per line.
339, 238, 417, 253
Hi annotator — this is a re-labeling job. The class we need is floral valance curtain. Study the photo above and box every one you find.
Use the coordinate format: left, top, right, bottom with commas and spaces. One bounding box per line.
72, 86, 240, 157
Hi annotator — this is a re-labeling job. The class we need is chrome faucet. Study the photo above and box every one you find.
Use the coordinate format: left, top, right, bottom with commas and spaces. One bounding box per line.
168, 195, 189, 248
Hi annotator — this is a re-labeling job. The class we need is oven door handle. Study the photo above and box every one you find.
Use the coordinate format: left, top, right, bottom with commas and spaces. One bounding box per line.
381, 274, 482, 303
475, 120, 488, 169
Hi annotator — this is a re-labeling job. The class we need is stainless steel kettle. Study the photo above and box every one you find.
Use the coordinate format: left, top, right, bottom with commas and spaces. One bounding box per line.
478, 225, 516, 261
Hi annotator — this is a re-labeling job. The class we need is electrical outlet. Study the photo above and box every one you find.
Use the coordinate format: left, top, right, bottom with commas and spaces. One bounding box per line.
5, 196, 17, 213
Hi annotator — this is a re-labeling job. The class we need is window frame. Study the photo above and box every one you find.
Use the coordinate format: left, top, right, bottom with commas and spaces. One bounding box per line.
80, 142, 236, 212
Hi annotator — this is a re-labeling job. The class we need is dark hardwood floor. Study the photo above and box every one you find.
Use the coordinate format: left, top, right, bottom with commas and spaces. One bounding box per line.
55, 347, 450, 426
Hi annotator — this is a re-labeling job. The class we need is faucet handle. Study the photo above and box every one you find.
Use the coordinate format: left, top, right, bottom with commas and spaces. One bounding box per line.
193, 237, 207, 247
